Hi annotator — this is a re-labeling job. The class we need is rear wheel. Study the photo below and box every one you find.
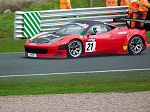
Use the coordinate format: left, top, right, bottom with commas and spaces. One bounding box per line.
128, 36, 144, 55
67, 40, 83, 58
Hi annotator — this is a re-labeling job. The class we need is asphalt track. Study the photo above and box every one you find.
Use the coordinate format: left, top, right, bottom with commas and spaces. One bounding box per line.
0, 47, 150, 77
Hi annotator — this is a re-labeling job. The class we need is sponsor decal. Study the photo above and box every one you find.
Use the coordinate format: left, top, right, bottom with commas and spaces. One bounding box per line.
118, 32, 127, 34
93, 35, 109, 38
94, 35, 102, 38
85, 39, 96, 52
123, 46, 127, 51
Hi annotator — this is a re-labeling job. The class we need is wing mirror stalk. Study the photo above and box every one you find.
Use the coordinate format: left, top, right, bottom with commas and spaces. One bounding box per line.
87, 32, 96, 37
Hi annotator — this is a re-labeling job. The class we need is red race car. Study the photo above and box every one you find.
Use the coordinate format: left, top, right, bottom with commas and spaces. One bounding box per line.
24, 20, 147, 58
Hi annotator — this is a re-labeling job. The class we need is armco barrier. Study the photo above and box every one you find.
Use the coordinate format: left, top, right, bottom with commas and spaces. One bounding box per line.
14, 6, 128, 40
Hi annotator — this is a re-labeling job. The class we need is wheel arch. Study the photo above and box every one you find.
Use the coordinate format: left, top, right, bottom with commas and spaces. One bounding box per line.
68, 38, 84, 50
128, 35, 145, 55
67, 38, 84, 58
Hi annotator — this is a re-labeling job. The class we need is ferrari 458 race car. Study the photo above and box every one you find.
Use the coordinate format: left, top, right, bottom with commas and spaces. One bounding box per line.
24, 20, 147, 58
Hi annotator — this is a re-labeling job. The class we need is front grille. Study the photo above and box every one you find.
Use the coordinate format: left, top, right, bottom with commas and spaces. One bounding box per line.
25, 47, 48, 54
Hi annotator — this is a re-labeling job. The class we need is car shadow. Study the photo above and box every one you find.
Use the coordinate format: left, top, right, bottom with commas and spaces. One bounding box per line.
22, 53, 130, 60
80, 53, 129, 58
22, 56, 66, 60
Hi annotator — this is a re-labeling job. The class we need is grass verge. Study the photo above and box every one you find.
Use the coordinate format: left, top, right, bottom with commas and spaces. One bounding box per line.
0, 13, 14, 38
0, 39, 26, 53
146, 32, 150, 44
0, 70, 150, 96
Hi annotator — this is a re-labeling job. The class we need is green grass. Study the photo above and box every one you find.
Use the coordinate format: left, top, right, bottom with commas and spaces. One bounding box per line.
146, 32, 150, 44
0, 71, 150, 96
23, 0, 60, 11
23, 0, 106, 11
0, 39, 26, 53
0, 13, 14, 38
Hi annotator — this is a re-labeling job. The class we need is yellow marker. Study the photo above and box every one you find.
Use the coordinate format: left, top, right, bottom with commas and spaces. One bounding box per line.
123, 46, 127, 51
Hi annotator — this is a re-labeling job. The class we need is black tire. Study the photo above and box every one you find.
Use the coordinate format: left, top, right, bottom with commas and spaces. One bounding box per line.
67, 40, 83, 58
128, 36, 144, 55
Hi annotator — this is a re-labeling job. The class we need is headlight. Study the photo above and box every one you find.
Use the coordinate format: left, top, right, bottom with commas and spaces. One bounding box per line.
48, 37, 64, 45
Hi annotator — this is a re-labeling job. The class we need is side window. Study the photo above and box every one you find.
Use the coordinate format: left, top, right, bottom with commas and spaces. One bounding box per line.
56, 24, 83, 34
86, 25, 99, 35
57, 25, 68, 33
65, 25, 83, 34
100, 25, 111, 33
87, 24, 111, 35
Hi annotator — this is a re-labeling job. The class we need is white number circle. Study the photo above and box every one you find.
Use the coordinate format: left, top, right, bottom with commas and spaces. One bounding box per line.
85, 41, 96, 52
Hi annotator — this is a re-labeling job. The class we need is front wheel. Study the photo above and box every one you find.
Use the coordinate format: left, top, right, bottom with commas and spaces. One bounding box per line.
67, 40, 83, 58
128, 36, 144, 55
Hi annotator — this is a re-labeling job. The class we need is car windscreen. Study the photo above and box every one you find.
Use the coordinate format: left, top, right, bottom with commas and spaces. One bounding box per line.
55, 23, 87, 35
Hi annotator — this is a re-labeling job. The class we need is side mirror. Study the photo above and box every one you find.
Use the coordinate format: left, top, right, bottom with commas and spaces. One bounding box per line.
91, 32, 96, 35
87, 32, 96, 37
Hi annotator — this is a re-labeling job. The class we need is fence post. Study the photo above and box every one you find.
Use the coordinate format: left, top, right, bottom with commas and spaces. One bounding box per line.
14, 11, 24, 40
89, 0, 93, 8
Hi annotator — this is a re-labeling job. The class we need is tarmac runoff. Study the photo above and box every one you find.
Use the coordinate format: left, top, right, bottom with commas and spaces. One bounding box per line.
0, 47, 150, 78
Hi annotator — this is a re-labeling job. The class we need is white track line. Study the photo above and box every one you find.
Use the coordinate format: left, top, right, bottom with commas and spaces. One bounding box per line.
0, 68, 150, 78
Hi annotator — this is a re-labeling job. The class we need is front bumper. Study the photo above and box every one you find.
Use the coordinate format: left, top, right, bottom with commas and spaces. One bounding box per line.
24, 42, 68, 58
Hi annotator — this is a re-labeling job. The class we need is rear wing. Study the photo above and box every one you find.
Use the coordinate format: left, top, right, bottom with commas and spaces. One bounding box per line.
114, 18, 150, 31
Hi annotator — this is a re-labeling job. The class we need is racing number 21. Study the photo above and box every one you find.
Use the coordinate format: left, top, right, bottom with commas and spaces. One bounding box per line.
85, 40, 96, 52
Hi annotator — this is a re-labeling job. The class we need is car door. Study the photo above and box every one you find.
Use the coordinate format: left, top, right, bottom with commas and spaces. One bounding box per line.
85, 24, 113, 53
111, 27, 128, 52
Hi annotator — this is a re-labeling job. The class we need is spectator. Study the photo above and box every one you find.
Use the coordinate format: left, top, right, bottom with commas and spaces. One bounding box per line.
120, 0, 126, 6
60, 0, 72, 9
130, 0, 139, 28
120, 0, 139, 28
138, 0, 150, 28
122, 0, 132, 18
106, 0, 118, 7
106, 0, 119, 17
146, 0, 150, 20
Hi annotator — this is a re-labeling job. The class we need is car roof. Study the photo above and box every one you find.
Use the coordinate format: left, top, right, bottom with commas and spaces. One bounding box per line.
71, 20, 105, 26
